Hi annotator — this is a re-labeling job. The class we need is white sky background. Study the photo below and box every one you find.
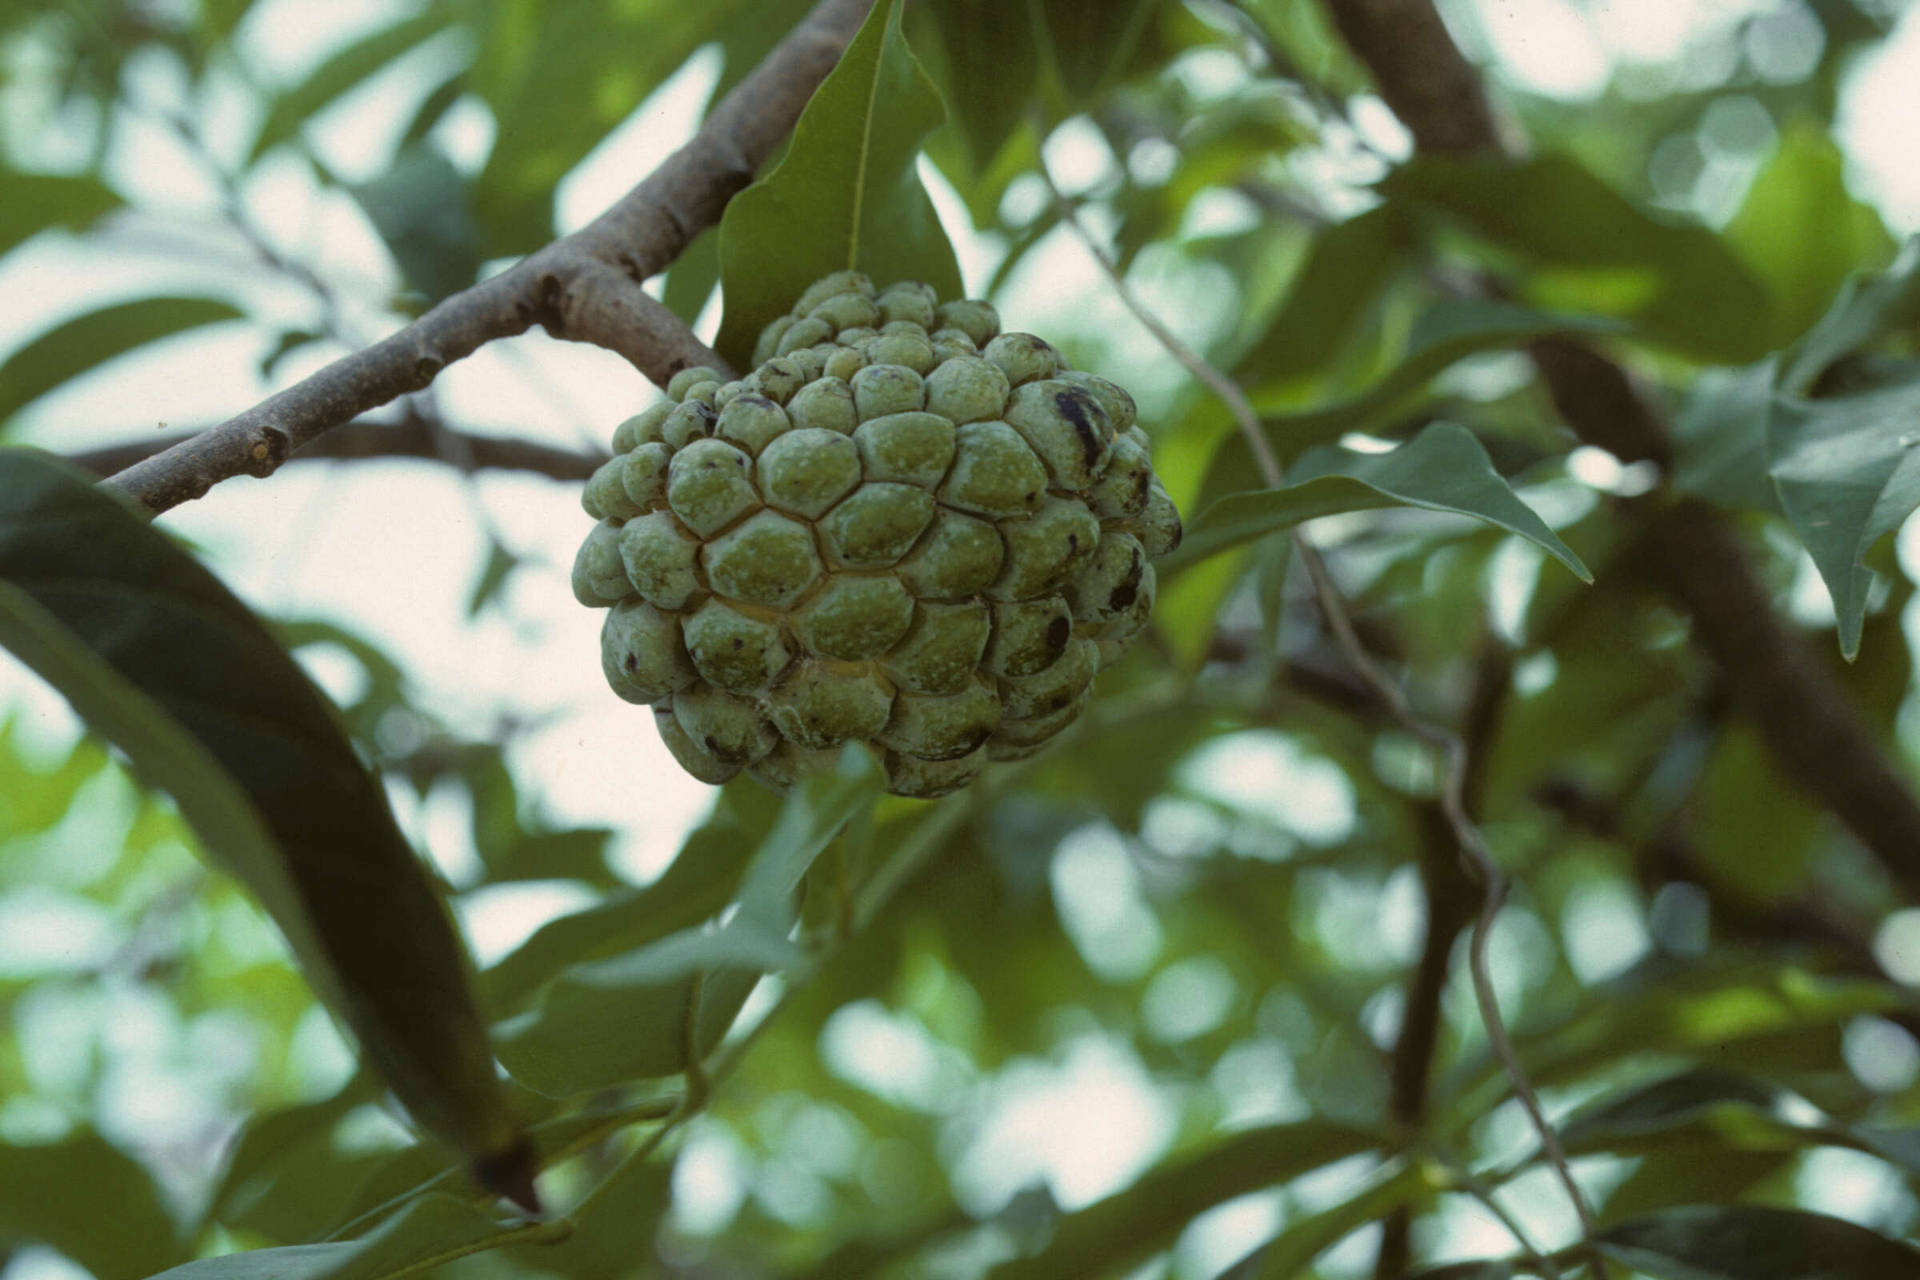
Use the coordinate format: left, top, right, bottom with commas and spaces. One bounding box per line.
4, 0, 1920, 1274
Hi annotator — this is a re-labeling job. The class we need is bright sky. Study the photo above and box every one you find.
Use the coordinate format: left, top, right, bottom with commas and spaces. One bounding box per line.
3, 0, 1920, 1274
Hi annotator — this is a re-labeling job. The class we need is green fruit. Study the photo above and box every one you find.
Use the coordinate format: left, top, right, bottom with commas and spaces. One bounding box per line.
573, 272, 1183, 798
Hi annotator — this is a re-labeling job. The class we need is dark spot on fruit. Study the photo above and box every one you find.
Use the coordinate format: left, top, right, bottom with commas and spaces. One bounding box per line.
1067, 533, 1080, 551
624, 655, 638, 671
703, 735, 721, 754
731, 637, 744, 650
1045, 615, 1071, 650
1108, 580, 1138, 611
1053, 390, 1103, 468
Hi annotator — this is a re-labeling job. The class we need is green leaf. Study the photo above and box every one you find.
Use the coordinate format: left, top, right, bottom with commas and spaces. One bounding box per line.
1779, 238, 1920, 395
714, 0, 963, 370
201, 1077, 377, 1240
915, 0, 1039, 173
1671, 360, 1781, 512
1725, 127, 1895, 350
150, 1194, 557, 1280
1035, 0, 1159, 100
987, 1121, 1380, 1280
0, 450, 528, 1202
466, 539, 518, 617
250, 10, 454, 164
1596, 1206, 1920, 1280
1765, 367, 1920, 657
1232, 205, 1410, 396
1236, 1162, 1427, 1279
346, 143, 482, 306
0, 167, 120, 255
501, 1147, 673, 1276
480, 781, 780, 1013
0, 296, 244, 423
0, 1130, 188, 1278
1171, 422, 1589, 580
1200, 300, 1623, 504
1381, 153, 1774, 361
493, 754, 882, 1096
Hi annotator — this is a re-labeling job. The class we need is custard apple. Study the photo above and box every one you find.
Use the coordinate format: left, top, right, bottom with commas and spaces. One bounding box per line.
574, 271, 1181, 798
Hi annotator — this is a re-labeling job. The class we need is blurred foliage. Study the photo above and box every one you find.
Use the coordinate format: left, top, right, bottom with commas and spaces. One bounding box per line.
3, 0, 1920, 1278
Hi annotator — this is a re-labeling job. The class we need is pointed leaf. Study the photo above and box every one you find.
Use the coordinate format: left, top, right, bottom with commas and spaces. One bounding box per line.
0, 296, 244, 422
0, 1131, 188, 1278
1766, 367, 1920, 657
1596, 1206, 1920, 1280
1172, 422, 1589, 580
715, 0, 963, 370
1232, 205, 1410, 394
987, 1121, 1380, 1280
493, 755, 882, 1096
0, 450, 528, 1200
346, 143, 482, 306
150, 1194, 557, 1280
250, 10, 454, 163
1779, 238, 1920, 395
1036, 0, 1159, 100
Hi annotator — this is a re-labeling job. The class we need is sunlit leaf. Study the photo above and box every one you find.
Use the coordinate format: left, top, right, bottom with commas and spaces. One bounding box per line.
715, 0, 963, 370
0, 451, 528, 1203
1170, 421, 1589, 580
1724, 127, 1895, 351
1766, 366, 1920, 657
0, 297, 244, 423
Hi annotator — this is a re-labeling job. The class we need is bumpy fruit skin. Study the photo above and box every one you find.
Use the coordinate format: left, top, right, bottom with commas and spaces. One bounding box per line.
575, 272, 1182, 798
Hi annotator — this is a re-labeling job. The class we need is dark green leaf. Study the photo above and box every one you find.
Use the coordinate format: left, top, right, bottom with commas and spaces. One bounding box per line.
1036, 0, 1158, 100
0, 1130, 187, 1278
1766, 367, 1920, 657
151, 1194, 557, 1279
202, 1077, 377, 1240
493, 755, 882, 1096
715, 0, 963, 370
1232, 205, 1411, 395
0, 297, 244, 423
1779, 239, 1920, 395
0, 168, 120, 255
480, 782, 781, 1013
1596, 1206, 1920, 1280
987, 1121, 1380, 1280
0, 451, 527, 1200
916, 0, 1038, 173
347, 143, 482, 306
1171, 422, 1589, 580
1381, 153, 1774, 361
501, 1147, 673, 1276
1672, 360, 1780, 512
250, 10, 454, 163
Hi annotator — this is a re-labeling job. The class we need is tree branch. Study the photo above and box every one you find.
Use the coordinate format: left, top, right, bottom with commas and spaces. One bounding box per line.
1325, 0, 1920, 902
104, 0, 874, 516
68, 417, 606, 483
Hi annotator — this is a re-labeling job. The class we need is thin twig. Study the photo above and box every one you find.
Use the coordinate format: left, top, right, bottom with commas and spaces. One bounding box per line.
104, 0, 873, 515
1040, 160, 1605, 1270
